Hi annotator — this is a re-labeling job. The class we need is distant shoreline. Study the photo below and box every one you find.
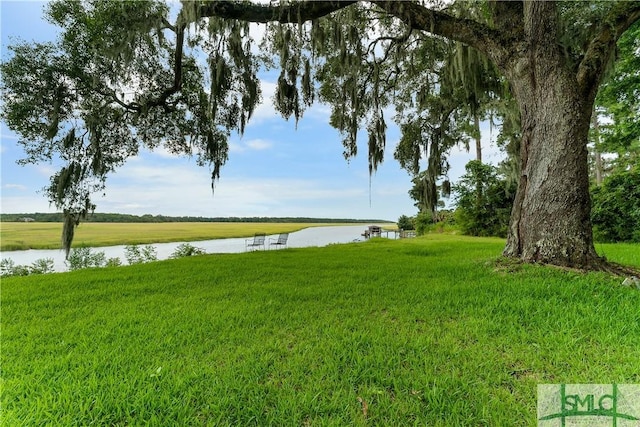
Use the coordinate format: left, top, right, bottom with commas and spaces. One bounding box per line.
1, 212, 393, 224
1, 221, 396, 252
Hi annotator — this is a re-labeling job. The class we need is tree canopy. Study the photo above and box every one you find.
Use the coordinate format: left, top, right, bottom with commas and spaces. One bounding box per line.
591, 20, 640, 177
1, 0, 639, 271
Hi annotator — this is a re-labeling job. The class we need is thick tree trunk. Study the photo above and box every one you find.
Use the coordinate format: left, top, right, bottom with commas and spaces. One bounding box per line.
490, 2, 640, 274
502, 60, 603, 269
496, 2, 610, 270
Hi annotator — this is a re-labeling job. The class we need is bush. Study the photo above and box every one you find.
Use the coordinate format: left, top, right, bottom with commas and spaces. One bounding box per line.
1, 259, 28, 277
415, 210, 457, 235
169, 243, 207, 259
436, 209, 456, 225
66, 247, 107, 271
106, 257, 123, 267
1, 258, 56, 277
125, 245, 158, 265
591, 167, 640, 242
29, 258, 55, 275
414, 211, 433, 236
397, 215, 415, 231
453, 161, 515, 238
0, 258, 13, 276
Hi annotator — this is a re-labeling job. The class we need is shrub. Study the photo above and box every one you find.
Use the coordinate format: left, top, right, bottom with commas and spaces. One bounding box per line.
66, 247, 107, 271
396, 215, 415, 231
591, 167, 640, 242
436, 209, 456, 225
414, 211, 433, 236
1, 258, 56, 276
1, 259, 26, 277
415, 210, 457, 235
1, 258, 15, 276
29, 258, 55, 275
169, 243, 207, 259
125, 245, 158, 265
106, 257, 123, 267
453, 161, 515, 238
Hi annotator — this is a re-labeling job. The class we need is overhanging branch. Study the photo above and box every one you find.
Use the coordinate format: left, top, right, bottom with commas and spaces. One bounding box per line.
370, 1, 503, 57
192, 0, 357, 24
146, 24, 186, 109
149, 2, 358, 112
577, 3, 640, 89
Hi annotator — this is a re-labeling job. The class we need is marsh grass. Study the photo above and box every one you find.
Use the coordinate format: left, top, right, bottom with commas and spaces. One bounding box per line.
0, 222, 353, 251
2, 236, 639, 425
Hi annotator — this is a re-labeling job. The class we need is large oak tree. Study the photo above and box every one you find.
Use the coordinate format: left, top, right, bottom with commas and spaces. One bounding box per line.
2, 0, 639, 270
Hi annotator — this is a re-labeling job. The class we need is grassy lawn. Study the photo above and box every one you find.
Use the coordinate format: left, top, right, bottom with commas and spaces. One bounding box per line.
0, 222, 361, 251
2, 235, 639, 425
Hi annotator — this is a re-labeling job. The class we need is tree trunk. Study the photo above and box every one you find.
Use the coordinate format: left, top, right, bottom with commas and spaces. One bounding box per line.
502, 61, 603, 269
594, 150, 603, 186
591, 112, 603, 186
474, 114, 482, 163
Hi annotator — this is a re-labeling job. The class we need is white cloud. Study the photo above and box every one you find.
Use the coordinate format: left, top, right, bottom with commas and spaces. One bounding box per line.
245, 139, 272, 150
148, 146, 190, 159
228, 142, 244, 153
89, 156, 408, 219
0, 144, 416, 220
3, 183, 28, 191
300, 102, 332, 125
230, 138, 273, 153
34, 164, 58, 178
1, 196, 57, 214
1, 133, 20, 156
249, 80, 279, 124
249, 22, 268, 53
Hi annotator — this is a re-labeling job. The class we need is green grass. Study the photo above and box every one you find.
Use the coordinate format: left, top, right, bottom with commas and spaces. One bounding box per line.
596, 242, 640, 267
2, 235, 639, 426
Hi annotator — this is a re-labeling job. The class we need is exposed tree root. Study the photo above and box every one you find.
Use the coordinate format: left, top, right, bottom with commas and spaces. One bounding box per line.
494, 255, 640, 277
591, 260, 640, 277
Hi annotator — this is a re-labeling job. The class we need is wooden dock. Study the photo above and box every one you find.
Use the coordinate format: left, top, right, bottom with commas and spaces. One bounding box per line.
362, 225, 416, 239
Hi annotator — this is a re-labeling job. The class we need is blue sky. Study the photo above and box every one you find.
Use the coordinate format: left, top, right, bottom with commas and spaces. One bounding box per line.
1, 1, 503, 221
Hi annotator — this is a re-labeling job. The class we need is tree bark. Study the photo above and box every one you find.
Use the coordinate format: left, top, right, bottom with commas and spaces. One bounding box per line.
503, 83, 602, 268
500, 8, 603, 269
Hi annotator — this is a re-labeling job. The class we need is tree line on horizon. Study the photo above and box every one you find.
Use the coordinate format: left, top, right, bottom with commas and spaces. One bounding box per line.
0, 212, 389, 224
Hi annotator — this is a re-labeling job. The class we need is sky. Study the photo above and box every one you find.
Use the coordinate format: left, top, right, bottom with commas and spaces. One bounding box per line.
0, 1, 504, 221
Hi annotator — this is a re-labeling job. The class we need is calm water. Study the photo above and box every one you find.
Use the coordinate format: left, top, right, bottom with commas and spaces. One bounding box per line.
1, 225, 391, 273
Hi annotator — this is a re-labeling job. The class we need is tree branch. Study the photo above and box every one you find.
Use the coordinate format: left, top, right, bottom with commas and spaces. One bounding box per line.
92, 86, 140, 112
146, 24, 186, 109
487, 0, 523, 33
365, 24, 412, 57
148, 2, 358, 112
154, 1, 514, 116
370, 1, 504, 58
577, 3, 640, 90
161, 17, 176, 32
191, 0, 357, 24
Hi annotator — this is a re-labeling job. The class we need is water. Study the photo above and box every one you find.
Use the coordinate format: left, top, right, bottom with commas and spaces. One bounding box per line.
1, 225, 389, 273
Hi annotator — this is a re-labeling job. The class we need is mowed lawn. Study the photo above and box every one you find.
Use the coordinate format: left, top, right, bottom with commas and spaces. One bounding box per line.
0, 222, 360, 251
2, 235, 639, 425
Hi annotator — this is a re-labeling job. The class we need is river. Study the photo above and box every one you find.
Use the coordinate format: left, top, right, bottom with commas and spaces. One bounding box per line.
1, 224, 392, 273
